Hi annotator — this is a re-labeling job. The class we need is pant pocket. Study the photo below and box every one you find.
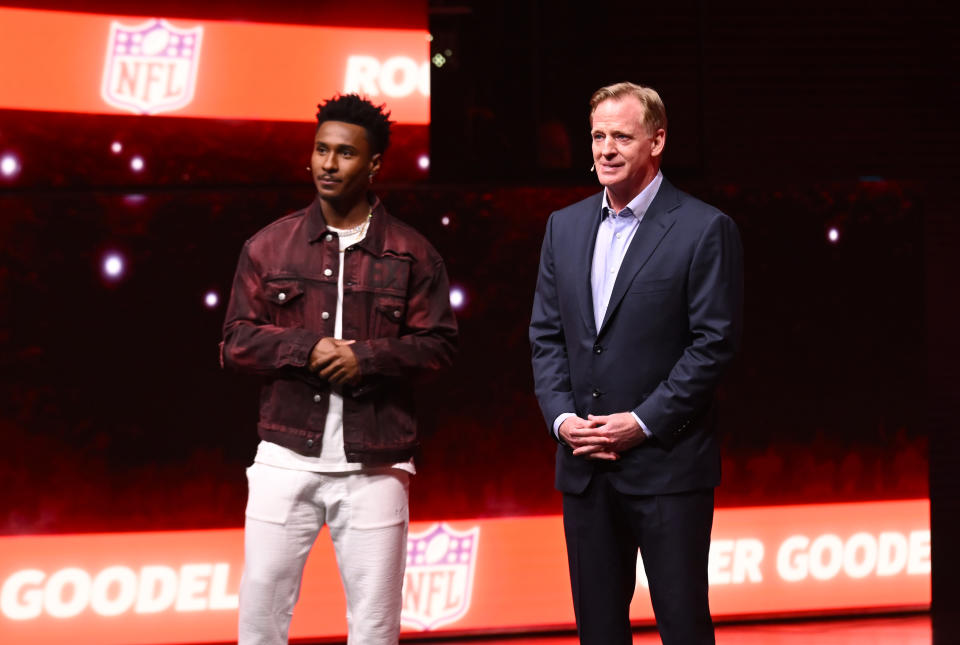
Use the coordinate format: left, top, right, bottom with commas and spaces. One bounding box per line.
244, 463, 304, 524
344, 469, 410, 530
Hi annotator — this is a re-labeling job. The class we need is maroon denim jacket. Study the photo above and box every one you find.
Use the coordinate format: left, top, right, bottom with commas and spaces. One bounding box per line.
221, 195, 457, 464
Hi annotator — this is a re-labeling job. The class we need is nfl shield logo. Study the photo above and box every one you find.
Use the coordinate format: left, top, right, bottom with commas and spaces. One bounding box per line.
101, 19, 203, 115
401, 523, 480, 631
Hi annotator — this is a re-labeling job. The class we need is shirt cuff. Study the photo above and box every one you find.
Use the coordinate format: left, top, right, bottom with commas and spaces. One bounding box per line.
553, 412, 576, 440
631, 412, 653, 438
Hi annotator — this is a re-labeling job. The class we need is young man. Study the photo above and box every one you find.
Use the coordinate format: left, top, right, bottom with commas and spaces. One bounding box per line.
530, 82, 743, 645
222, 94, 457, 645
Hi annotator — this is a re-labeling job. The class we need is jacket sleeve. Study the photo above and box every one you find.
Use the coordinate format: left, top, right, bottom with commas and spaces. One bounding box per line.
220, 242, 323, 376
349, 255, 458, 379
529, 212, 578, 437
633, 211, 744, 447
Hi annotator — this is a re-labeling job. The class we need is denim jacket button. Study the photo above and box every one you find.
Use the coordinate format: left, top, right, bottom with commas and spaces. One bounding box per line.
321, 311, 330, 320
323, 268, 333, 277
277, 292, 286, 302
313, 394, 321, 403
306, 439, 314, 447
325, 234, 333, 242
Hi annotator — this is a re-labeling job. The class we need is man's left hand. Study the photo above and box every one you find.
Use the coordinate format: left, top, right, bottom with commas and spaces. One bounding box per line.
570, 412, 646, 457
313, 338, 360, 386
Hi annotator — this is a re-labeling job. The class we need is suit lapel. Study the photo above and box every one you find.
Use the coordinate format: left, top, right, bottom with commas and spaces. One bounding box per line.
598, 179, 681, 335
575, 193, 604, 337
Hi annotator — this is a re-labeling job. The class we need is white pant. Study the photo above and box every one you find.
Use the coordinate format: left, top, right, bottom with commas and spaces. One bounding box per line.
238, 463, 410, 645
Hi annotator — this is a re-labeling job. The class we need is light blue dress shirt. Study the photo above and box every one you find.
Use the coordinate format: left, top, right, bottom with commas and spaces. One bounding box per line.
553, 171, 663, 441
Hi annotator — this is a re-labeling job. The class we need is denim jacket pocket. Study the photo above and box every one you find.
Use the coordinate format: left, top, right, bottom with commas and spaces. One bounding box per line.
373, 300, 406, 336
263, 278, 305, 306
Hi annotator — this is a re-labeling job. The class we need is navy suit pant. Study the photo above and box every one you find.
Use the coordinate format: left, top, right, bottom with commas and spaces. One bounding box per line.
562, 471, 715, 645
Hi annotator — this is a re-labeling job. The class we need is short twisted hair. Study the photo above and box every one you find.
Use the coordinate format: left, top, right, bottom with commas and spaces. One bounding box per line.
316, 94, 393, 154
589, 82, 667, 135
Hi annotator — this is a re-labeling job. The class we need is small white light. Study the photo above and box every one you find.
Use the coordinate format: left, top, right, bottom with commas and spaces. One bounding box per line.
130, 156, 144, 172
432, 53, 446, 68
449, 287, 465, 309
204, 291, 219, 308
441, 216, 451, 227
418, 154, 430, 171
103, 252, 125, 279
827, 227, 840, 243
111, 141, 123, 154
1, 154, 20, 178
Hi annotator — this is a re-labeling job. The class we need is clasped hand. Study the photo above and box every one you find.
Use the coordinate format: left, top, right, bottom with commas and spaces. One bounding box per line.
559, 412, 645, 461
309, 337, 359, 386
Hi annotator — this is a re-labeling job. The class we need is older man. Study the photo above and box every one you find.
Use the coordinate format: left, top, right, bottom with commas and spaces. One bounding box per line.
530, 82, 743, 645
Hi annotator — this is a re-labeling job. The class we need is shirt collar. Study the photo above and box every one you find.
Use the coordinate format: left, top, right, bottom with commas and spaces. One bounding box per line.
601, 170, 663, 220
305, 192, 389, 255
306, 192, 383, 241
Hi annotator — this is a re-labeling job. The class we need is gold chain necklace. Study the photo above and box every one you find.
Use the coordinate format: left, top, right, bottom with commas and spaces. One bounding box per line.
335, 212, 372, 252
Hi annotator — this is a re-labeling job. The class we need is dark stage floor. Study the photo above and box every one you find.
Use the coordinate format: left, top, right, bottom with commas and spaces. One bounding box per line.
408, 613, 930, 645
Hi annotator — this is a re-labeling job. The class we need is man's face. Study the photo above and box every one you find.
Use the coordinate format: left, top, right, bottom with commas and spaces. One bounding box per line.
311, 120, 381, 206
590, 96, 665, 198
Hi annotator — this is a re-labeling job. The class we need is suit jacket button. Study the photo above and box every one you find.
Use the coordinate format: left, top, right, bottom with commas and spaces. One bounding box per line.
593, 344, 602, 354
592, 389, 601, 398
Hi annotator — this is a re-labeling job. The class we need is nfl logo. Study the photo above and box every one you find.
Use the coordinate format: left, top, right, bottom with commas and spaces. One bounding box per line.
401, 523, 480, 631
100, 18, 203, 115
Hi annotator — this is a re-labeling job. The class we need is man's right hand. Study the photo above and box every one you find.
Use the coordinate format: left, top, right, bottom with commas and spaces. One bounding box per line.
559, 415, 620, 461
309, 337, 358, 385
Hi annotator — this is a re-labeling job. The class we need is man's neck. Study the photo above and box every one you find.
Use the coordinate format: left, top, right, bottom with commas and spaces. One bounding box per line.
321, 195, 371, 229
605, 168, 659, 213
605, 189, 635, 214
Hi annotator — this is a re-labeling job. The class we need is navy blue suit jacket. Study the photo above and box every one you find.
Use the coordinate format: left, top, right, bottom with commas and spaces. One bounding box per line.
530, 178, 743, 496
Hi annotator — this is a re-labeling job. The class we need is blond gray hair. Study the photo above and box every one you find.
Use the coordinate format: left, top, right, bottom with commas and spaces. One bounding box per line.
589, 82, 667, 135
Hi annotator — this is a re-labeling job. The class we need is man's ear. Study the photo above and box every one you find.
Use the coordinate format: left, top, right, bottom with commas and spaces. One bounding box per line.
650, 129, 666, 158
